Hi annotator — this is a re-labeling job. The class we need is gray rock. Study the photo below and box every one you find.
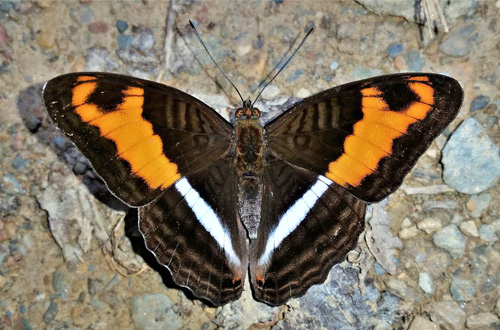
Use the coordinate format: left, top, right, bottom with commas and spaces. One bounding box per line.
51, 270, 64, 292
418, 272, 435, 295
470, 95, 490, 112
466, 312, 500, 329
450, 277, 475, 302
459, 220, 479, 237
130, 293, 183, 330
84, 47, 119, 71
478, 224, 499, 242
432, 224, 466, 258
496, 297, 500, 317
409, 315, 439, 330
442, 118, 500, 194
428, 301, 466, 330
43, 301, 58, 324
439, 25, 476, 57
467, 193, 491, 218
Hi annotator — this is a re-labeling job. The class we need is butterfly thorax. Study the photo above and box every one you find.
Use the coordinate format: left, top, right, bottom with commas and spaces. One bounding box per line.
234, 106, 264, 240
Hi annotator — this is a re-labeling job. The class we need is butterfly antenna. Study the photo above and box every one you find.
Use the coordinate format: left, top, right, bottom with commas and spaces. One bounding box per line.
252, 27, 313, 108
189, 20, 245, 105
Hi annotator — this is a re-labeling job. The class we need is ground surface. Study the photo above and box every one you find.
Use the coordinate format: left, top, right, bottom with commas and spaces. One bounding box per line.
0, 1, 499, 329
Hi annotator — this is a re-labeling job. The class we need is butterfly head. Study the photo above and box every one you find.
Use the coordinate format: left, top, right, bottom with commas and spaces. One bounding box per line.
235, 99, 261, 120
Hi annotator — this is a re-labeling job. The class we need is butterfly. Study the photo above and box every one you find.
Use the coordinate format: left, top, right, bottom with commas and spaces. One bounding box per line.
42, 71, 463, 306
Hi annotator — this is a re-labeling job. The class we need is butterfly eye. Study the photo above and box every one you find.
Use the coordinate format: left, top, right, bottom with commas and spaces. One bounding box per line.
252, 108, 261, 118
235, 108, 244, 118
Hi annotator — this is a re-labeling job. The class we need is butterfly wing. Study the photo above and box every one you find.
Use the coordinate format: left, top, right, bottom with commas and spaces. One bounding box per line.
43, 73, 247, 305
250, 159, 365, 305
139, 158, 248, 305
43, 72, 233, 206
265, 73, 463, 202
250, 73, 463, 304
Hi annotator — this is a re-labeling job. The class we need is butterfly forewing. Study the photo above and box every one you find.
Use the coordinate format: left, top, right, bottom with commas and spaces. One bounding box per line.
43, 73, 233, 207
265, 73, 463, 203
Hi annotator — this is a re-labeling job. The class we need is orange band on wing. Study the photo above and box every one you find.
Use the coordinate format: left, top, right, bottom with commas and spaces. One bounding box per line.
326, 79, 435, 187
71, 78, 181, 190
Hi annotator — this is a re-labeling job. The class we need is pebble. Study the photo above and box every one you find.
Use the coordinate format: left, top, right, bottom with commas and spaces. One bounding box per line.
287, 69, 304, 83
459, 220, 479, 237
417, 218, 442, 234
418, 272, 435, 295
12, 154, 28, 170
409, 315, 439, 330
398, 225, 420, 240
404, 49, 423, 71
130, 293, 183, 330
450, 277, 475, 302
387, 43, 403, 58
329, 60, 339, 71
496, 298, 500, 316
442, 118, 500, 194
116, 19, 128, 33
428, 301, 466, 330
51, 270, 64, 292
117, 34, 133, 49
432, 224, 466, 258
466, 194, 491, 218
88, 21, 109, 33
384, 277, 408, 298
439, 24, 475, 57
235, 44, 252, 57
296, 88, 311, 98
466, 312, 500, 329
373, 262, 387, 275
478, 224, 499, 242
0, 274, 6, 288
470, 95, 490, 112
43, 301, 58, 323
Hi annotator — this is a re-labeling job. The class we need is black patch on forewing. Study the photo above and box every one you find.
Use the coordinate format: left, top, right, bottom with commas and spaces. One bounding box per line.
376, 80, 421, 112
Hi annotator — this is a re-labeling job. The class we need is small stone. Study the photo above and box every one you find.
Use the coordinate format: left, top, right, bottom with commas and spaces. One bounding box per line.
450, 277, 475, 302
432, 224, 465, 258
409, 315, 439, 330
401, 218, 412, 228
296, 88, 311, 98
51, 270, 64, 292
439, 24, 475, 57
428, 301, 466, 330
116, 19, 128, 33
404, 49, 423, 71
88, 21, 109, 34
387, 44, 403, 58
470, 95, 490, 112
399, 225, 420, 240
36, 30, 55, 49
418, 272, 435, 295
43, 301, 58, 323
478, 224, 498, 242
466, 312, 500, 329
87, 278, 103, 296
329, 61, 339, 71
466, 194, 491, 218
236, 44, 252, 57
459, 220, 479, 237
442, 118, 500, 194
384, 277, 408, 298
417, 218, 442, 234
260, 85, 280, 100
117, 34, 133, 49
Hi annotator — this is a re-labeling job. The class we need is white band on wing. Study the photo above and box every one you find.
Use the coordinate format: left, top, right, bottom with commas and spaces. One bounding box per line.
258, 175, 332, 266
175, 177, 241, 266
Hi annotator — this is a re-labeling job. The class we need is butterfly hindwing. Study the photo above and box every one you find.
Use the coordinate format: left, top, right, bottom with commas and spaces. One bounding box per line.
139, 158, 248, 305
43, 73, 233, 206
249, 159, 365, 305
265, 73, 463, 203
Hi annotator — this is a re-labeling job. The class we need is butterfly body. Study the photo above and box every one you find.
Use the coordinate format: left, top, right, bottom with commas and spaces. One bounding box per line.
43, 72, 463, 306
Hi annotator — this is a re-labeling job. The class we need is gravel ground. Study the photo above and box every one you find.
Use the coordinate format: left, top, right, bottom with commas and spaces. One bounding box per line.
0, 1, 499, 329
